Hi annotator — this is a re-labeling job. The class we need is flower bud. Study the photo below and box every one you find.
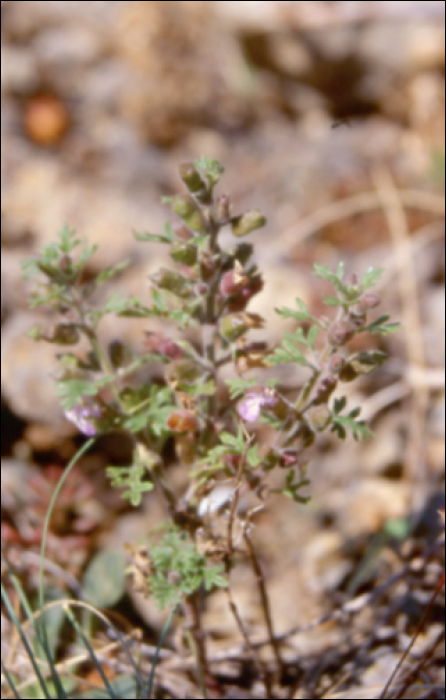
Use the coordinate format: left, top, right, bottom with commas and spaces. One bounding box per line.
150, 268, 193, 298
179, 162, 207, 198
307, 405, 332, 432
339, 350, 387, 382
165, 359, 203, 386
46, 323, 80, 345
170, 240, 198, 266
235, 342, 269, 372
109, 340, 131, 368
234, 242, 254, 265
58, 254, 72, 272
171, 221, 193, 241
144, 332, 185, 360
216, 194, 231, 221
167, 570, 182, 585
231, 210, 266, 238
328, 320, 356, 346
219, 314, 248, 342
313, 375, 337, 405
226, 271, 263, 312
358, 292, 381, 309
349, 306, 367, 327
220, 262, 249, 296
172, 194, 206, 232
343, 272, 358, 287
328, 353, 345, 373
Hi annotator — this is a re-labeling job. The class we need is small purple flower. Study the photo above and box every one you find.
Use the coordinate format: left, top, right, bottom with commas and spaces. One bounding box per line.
237, 388, 277, 423
65, 400, 101, 436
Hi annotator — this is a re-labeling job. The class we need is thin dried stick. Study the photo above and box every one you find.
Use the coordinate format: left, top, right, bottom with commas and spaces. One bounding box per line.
243, 529, 284, 681
279, 189, 444, 252
379, 572, 445, 699
224, 585, 272, 697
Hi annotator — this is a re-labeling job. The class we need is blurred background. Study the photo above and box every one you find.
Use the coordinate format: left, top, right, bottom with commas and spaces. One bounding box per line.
1, 0, 445, 691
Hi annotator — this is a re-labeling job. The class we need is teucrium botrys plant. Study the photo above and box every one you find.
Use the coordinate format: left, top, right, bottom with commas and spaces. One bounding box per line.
22, 157, 399, 682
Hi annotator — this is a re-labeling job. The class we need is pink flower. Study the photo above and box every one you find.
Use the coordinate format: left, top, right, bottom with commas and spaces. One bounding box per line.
65, 401, 101, 436
237, 388, 277, 423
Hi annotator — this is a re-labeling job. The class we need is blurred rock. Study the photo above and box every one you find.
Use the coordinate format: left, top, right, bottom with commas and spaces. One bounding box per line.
1, 313, 64, 425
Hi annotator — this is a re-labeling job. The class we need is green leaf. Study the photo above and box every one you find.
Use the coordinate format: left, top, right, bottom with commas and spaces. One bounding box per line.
274, 298, 315, 322
132, 222, 175, 244
203, 565, 228, 591
333, 396, 347, 414
182, 380, 216, 398
225, 377, 257, 399
383, 517, 410, 540
339, 350, 388, 381
365, 316, 400, 335
307, 324, 319, 347
107, 462, 155, 507
220, 429, 244, 451
102, 293, 132, 314
28, 288, 63, 308
277, 468, 311, 503
147, 526, 227, 610
194, 156, 224, 185
362, 267, 383, 288
265, 335, 310, 366
56, 376, 114, 410
331, 408, 373, 441
95, 260, 130, 285
247, 444, 261, 467
56, 379, 99, 410
33, 588, 66, 662
82, 550, 126, 608
78, 240, 98, 268
57, 224, 81, 254
21, 257, 43, 280
322, 295, 345, 307
313, 262, 345, 295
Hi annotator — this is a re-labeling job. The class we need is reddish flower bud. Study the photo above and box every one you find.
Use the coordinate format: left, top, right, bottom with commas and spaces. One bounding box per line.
343, 272, 358, 287
171, 221, 193, 241
220, 261, 249, 297
216, 194, 231, 221
358, 292, 381, 309
328, 320, 355, 346
144, 332, 185, 360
